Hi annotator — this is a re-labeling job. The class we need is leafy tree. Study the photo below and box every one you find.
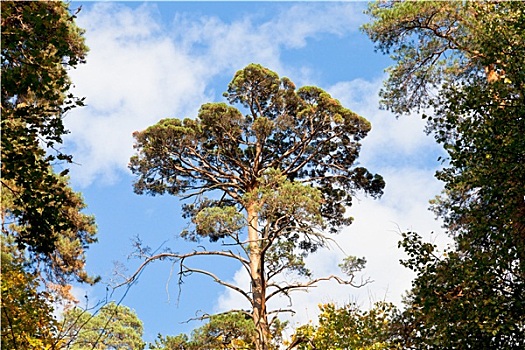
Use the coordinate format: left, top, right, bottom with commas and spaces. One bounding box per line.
150, 334, 191, 350
150, 312, 257, 350
1, 0, 97, 285
61, 302, 145, 350
2, 2, 98, 348
127, 63, 384, 349
1, 238, 59, 349
289, 302, 398, 350
364, 1, 525, 348
190, 312, 256, 349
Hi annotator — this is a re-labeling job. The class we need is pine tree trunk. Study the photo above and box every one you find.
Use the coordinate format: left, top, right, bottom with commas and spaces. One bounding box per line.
247, 202, 270, 350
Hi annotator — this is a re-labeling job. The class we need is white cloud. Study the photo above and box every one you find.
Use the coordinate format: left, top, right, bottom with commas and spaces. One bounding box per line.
172, 3, 365, 75
65, 3, 210, 185
264, 3, 366, 49
329, 78, 438, 164
215, 268, 252, 313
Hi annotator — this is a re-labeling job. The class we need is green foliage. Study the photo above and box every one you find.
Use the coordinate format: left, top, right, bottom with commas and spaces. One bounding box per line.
2, 176, 98, 286
191, 312, 256, 349
150, 334, 191, 350
194, 206, 245, 242
61, 302, 145, 350
1, 0, 97, 285
394, 232, 524, 349
291, 302, 398, 350
365, 1, 525, 348
247, 168, 325, 229
339, 256, 367, 277
1, 2, 98, 348
150, 312, 256, 350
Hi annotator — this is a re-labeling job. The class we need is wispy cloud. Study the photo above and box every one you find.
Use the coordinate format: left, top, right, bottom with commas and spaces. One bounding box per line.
65, 3, 210, 185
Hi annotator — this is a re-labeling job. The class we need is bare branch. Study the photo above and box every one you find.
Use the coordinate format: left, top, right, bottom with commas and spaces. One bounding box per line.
267, 308, 295, 316
265, 274, 370, 302
114, 250, 250, 289
182, 308, 253, 324
180, 263, 253, 305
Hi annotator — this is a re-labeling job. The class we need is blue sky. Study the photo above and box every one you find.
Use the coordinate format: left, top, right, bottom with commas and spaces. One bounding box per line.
64, 1, 449, 345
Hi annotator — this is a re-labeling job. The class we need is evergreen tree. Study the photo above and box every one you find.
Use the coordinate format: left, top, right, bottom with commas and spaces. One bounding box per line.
128, 63, 384, 350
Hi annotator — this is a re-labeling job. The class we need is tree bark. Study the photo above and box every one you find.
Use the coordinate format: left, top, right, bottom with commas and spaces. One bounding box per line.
247, 201, 270, 350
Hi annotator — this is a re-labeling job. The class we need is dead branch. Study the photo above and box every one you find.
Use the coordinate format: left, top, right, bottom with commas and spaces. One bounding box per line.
114, 250, 250, 289
265, 274, 370, 302
179, 263, 252, 304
